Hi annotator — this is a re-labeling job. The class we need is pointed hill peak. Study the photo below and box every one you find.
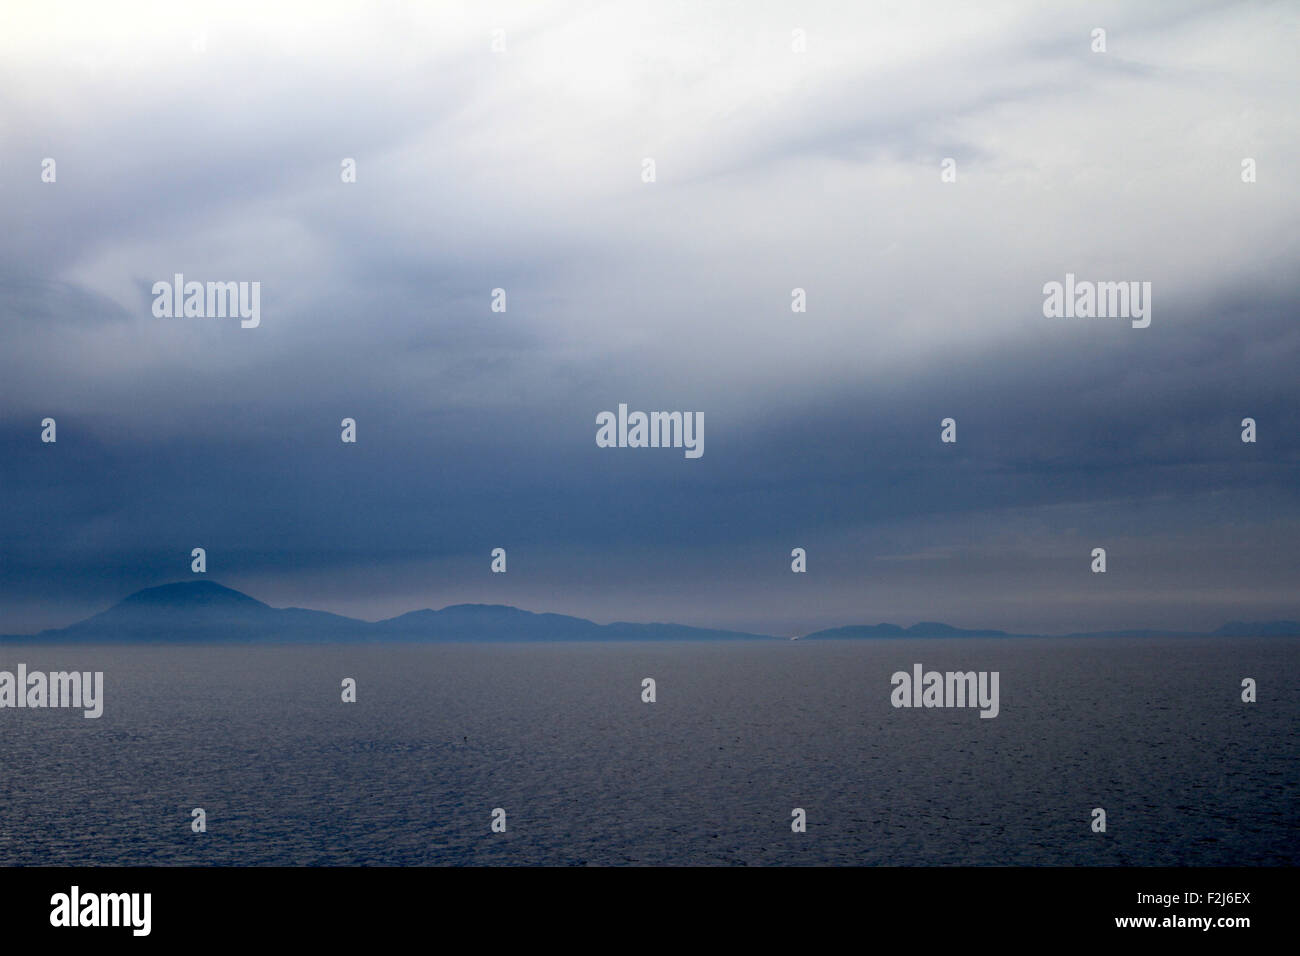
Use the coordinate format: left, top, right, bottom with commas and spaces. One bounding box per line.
117, 580, 269, 609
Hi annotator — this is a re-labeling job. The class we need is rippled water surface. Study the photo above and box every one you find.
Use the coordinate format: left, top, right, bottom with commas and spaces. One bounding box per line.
1, 638, 1295, 865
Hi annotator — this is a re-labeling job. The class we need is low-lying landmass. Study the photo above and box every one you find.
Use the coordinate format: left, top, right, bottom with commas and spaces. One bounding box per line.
1, 581, 1296, 643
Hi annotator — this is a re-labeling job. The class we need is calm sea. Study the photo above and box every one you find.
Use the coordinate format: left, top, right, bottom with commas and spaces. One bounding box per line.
1, 638, 1295, 865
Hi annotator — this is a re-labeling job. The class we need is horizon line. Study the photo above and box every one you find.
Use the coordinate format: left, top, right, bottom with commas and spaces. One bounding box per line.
4, 579, 1298, 641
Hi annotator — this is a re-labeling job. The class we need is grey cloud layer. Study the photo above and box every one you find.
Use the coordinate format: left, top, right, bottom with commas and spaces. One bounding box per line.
0, 0, 1296, 633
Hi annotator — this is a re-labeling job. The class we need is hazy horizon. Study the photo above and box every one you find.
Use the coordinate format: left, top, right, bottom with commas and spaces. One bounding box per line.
2, 0, 1297, 636
3, 577, 1296, 640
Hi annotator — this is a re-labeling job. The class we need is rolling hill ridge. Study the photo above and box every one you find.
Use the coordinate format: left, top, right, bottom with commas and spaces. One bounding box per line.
2, 581, 1295, 642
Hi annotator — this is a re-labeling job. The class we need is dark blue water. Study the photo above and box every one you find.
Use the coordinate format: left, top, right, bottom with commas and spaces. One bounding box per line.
1, 638, 1295, 865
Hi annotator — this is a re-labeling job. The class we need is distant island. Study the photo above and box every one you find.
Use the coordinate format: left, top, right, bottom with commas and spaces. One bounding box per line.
1, 581, 1296, 643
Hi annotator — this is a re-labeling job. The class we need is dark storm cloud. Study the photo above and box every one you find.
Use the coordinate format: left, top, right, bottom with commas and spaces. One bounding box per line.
0, 0, 1296, 633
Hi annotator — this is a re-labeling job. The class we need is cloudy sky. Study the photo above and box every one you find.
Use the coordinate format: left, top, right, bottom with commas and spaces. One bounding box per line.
1, 0, 1296, 636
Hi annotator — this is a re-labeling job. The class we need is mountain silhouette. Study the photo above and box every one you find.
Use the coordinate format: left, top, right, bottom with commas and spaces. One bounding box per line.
2, 581, 776, 643
18, 581, 364, 642
1, 581, 1296, 642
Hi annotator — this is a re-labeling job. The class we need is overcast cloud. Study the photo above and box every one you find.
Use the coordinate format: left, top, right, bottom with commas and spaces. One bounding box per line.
1, 0, 1297, 635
